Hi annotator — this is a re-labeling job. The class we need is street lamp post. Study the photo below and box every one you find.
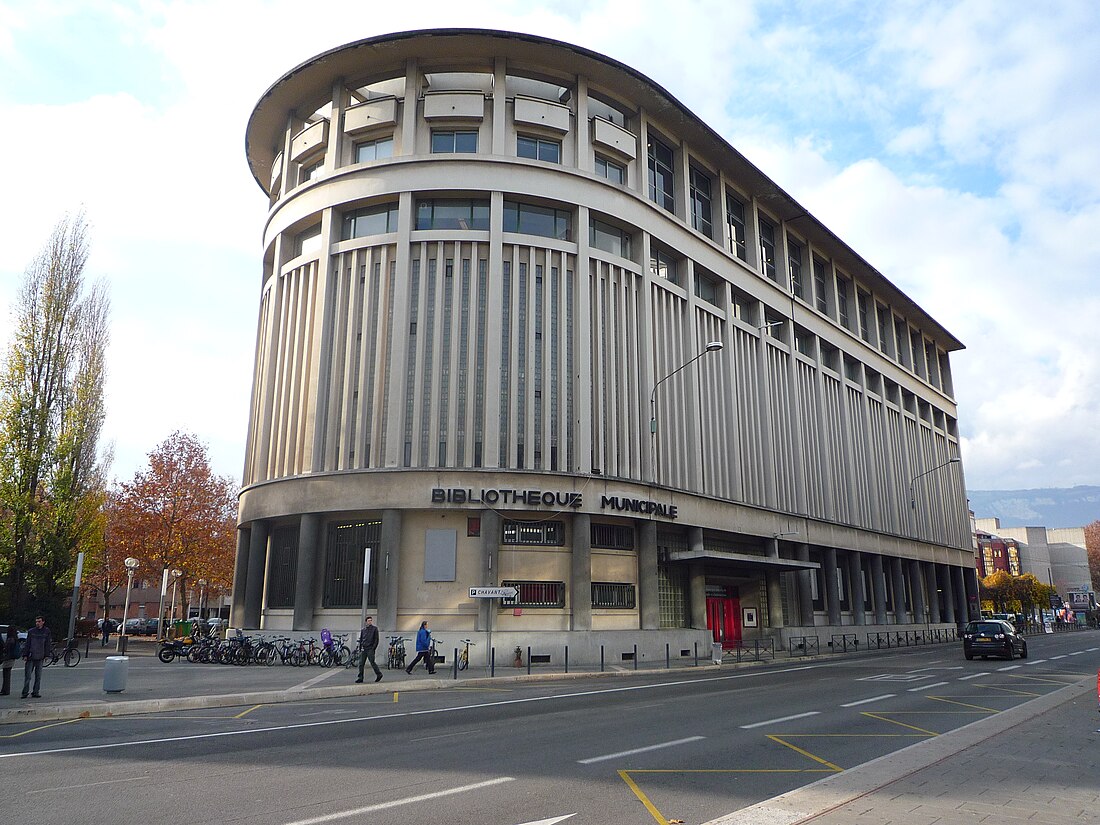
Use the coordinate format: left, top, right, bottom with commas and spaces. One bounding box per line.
649, 340, 723, 485
909, 456, 960, 509
117, 557, 139, 654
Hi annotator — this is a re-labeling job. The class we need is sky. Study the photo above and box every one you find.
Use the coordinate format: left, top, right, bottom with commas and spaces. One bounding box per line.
0, 0, 1098, 494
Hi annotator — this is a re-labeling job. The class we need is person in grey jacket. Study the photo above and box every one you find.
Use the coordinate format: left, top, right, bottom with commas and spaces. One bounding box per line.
22, 616, 52, 699
355, 616, 382, 683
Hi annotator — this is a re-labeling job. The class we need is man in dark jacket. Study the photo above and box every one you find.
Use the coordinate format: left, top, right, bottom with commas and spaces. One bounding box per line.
356, 616, 382, 683
22, 616, 52, 699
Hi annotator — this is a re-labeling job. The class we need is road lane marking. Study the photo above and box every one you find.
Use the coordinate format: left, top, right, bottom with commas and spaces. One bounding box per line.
1050, 655, 1067, 660
290, 669, 344, 691
26, 776, 147, 794
765, 735, 843, 771
0, 719, 82, 739
577, 735, 704, 764
997, 665, 1022, 671
233, 704, 264, 718
740, 711, 819, 729
957, 674, 981, 680
283, 776, 514, 825
0, 665, 824, 760
908, 681, 949, 691
1068, 651, 1083, 656
860, 712, 939, 736
618, 770, 668, 825
1024, 659, 1047, 665
841, 694, 895, 707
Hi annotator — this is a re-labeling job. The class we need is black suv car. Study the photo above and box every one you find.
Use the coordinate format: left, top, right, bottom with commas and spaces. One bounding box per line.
962, 620, 1028, 660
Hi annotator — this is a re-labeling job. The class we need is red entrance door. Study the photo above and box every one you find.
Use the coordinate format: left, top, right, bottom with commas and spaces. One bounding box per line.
706, 595, 742, 647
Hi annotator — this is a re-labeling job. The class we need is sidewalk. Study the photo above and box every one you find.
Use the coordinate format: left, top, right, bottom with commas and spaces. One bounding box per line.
708, 675, 1099, 825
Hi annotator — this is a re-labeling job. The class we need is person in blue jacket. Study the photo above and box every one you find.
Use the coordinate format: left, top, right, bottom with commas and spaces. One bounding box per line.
404, 620, 436, 675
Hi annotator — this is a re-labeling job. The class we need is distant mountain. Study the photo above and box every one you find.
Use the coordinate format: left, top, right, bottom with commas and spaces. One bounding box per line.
966, 486, 1100, 529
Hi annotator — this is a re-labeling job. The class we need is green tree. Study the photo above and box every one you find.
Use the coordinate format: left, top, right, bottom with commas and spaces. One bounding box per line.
0, 213, 110, 625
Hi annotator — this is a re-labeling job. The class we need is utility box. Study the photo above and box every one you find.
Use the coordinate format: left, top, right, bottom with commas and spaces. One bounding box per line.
711, 642, 723, 665
103, 656, 129, 693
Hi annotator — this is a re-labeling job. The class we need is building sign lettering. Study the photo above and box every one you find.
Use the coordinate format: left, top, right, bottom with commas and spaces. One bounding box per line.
428, 488, 679, 519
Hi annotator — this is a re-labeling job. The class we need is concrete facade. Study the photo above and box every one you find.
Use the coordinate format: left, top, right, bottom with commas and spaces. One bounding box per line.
232, 29, 974, 660
976, 518, 1094, 603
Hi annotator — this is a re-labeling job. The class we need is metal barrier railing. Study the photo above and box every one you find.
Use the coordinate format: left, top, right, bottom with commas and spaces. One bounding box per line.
788, 635, 820, 656
724, 639, 775, 662
829, 633, 860, 653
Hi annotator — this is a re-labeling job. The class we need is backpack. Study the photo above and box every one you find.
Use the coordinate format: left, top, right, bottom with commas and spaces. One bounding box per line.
320, 628, 333, 648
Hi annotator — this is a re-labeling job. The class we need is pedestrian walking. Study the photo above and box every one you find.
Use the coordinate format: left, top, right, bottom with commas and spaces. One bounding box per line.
355, 616, 383, 683
1, 626, 20, 695
101, 618, 111, 647
22, 616, 52, 699
404, 620, 435, 674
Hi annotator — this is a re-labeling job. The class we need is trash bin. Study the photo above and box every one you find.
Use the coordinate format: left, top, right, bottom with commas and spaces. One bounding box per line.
103, 656, 129, 693
711, 642, 723, 665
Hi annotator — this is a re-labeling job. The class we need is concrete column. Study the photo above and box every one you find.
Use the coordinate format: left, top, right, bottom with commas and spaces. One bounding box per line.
230, 527, 251, 628
848, 551, 866, 626
823, 547, 841, 626
795, 543, 814, 626
243, 520, 269, 629
688, 561, 707, 631
571, 513, 592, 631
293, 513, 322, 631
962, 565, 980, 622
638, 520, 659, 630
764, 539, 783, 629
476, 509, 502, 632
869, 554, 888, 625
926, 563, 942, 624
940, 564, 957, 625
376, 510, 403, 631
951, 565, 968, 629
890, 556, 909, 624
909, 559, 927, 624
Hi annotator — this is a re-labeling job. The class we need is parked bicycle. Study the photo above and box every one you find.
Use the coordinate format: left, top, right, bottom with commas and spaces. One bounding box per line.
43, 639, 81, 668
386, 636, 406, 670
457, 638, 475, 671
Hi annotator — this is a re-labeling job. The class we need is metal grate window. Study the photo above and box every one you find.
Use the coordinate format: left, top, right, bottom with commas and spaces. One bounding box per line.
501, 580, 565, 608
591, 523, 634, 550
592, 582, 636, 609
323, 521, 381, 608
266, 526, 299, 608
502, 520, 564, 545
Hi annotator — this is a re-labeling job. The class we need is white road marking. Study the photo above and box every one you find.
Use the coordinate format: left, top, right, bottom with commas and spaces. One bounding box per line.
841, 694, 895, 707
1024, 659, 1046, 666
997, 665, 1022, 671
1050, 655, 1067, 660
958, 674, 980, 680
514, 816, 575, 825
1086, 648, 1098, 652
290, 669, 344, 691
740, 711, 819, 730
0, 664, 822, 761
1068, 651, 1083, 656
908, 681, 949, 691
26, 776, 147, 794
283, 777, 515, 825
578, 735, 705, 764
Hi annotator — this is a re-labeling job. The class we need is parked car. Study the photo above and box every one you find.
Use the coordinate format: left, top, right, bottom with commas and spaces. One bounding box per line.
962, 619, 1028, 660
144, 618, 161, 636
123, 618, 146, 635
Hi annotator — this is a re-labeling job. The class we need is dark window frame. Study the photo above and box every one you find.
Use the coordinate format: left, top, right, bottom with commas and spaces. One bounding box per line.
647, 135, 675, 212
501, 580, 566, 608
517, 135, 561, 163
502, 520, 565, 546
592, 582, 636, 609
431, 129, 479, 153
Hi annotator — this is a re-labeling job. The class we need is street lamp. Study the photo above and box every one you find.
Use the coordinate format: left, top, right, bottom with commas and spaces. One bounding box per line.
649, 340, 723, 485
117, 557, 139, 654
909, 456, 960, 509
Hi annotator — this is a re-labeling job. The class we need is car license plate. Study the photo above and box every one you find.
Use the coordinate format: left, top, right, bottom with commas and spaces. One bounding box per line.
977, 636, 990, 642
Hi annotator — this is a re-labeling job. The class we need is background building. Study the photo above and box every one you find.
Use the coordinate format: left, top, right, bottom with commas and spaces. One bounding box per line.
974, 518, 1094, 607
231, 29, 973, 661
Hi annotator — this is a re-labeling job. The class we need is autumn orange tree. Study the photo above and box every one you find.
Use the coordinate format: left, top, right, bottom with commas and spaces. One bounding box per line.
1085, 519, 1100, 593
112, 431, 237, 618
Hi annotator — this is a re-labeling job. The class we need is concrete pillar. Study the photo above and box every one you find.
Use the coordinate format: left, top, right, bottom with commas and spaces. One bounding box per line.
377, 510, 403, 631
926, 563, 942, 624
940, 564, 957, 625
293, 513, 322, 631
764, 538, 783, 629
638, 520, 659, 630
243, 520, 269, 629
890, 556, 909, 624
952, 565, 968, 629
962, 565, 980, 622
823, 547, 841, 626
230, 527, 251, 628
688, 561, 707, 631
869, 554, 888, 625
795, 543, 814, 626
909, 559, 927, 624
571, 513, 592, 631
848, 551, 866, 626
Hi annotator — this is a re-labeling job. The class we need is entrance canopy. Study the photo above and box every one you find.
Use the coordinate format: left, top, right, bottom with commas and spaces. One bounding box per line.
669, 548, 820, 573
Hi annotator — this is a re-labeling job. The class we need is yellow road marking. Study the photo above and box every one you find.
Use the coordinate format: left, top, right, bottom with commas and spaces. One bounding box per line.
1006, 674, 1083, 685
924, 696, 1000, 712
0, 718, 82, 738
766, 735, 843, 771
627, 768, 837, 773
618, 769, 668, 825
861, 712, 940, 736
968, 685, 1039, 697
233, 704, 264, 719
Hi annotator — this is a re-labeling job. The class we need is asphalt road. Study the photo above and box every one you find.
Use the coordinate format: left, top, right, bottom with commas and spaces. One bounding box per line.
3, 632, 1097, 825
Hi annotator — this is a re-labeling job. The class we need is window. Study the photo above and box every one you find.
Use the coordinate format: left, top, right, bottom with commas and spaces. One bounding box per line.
355, 136, 393, 163
857, 289, 871, 341
342, 203, 399, 239
836, 275, 851, 328
647, 135, 675, 211
591, 523, 634, 549
502, 520, 564, 545
759, 218, 777, 281
726, 191, 747, 261
298, 158, 323, 186
689, 166, 713, 237
590, 218, 631, 257
503, 200, 571, 240
265, 526, 298, 608
501, 580, 565, 608
415, 199, 489, 231
812, 256, 829, 313
650, 245, 679, 285
431, 130, 478, 153
876, 303, 891, 354
518, 135, 561, 163
595, 154, 625, 184
322, 521, 381, 608
694, 269, 719, 305
731, 288, 756, 325
592, 582, 636, 609
788, 238, 805, 300
294, 224, 322, 257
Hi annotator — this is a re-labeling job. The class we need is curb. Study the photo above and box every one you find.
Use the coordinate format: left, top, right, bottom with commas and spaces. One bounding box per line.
701, 675, 1094, 825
